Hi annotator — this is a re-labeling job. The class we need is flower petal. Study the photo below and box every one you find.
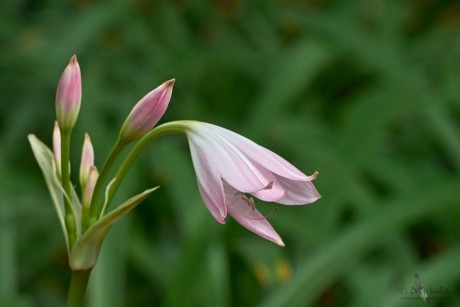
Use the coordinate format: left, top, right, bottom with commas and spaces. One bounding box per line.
188, 127, 270, 193
224, 184, 284, 246
250, 178, 286, 202
188, 138, 227, 223
274, 173, 321, 205
208, 123, 309, 181
248, 168, 286, 202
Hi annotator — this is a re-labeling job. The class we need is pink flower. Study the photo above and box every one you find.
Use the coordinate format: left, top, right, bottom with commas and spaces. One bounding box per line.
56, 55, 81, 132
184, 122, 320, 246
120, 79, 175, 142
80, 133, 95, 190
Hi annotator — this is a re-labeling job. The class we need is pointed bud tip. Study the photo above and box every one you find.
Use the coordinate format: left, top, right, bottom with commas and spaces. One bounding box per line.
165, 79, 175, 87
278, 241, 285, 247
70, 55, 78, 63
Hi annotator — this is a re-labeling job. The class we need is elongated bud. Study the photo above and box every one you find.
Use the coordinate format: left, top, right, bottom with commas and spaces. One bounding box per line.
80, 133, 94, 190
52, 121, 61, 176
56, 55, 82, 132
119, 79, 175, 142
82, 166, 99, 209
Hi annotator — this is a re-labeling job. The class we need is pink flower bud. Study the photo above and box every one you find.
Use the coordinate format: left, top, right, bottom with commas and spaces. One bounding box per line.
119, 79, 175, 142
82, 166, 99, 209
52, 121, 61, 176
56, 55, 81, 132
79, 133, 94, 190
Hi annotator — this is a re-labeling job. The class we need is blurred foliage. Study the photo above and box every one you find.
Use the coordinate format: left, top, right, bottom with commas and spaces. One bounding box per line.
1, 0, 460, 306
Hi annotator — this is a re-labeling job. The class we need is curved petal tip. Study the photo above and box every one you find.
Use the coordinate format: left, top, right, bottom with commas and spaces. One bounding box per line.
217, 216, 226, 224
310, 171, 319, 180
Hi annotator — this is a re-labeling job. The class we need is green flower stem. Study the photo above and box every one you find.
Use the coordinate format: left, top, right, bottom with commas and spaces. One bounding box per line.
87, 139, 127, 229
61, 131, 77, 250
98, 121, 188, 217
66, 269, 91, 307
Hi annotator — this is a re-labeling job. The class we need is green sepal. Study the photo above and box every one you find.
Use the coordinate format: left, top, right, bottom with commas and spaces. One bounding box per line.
69, 187, 158, 270
28, 134, 82, 253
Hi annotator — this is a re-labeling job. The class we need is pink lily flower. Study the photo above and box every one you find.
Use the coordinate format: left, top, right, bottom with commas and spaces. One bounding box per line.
120, 79, 175, 142
184, 122, 320, 246
56, 55, 81, 132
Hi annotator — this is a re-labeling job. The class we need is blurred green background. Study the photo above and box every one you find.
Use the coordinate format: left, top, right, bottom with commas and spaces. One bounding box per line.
1, 0, 460, 306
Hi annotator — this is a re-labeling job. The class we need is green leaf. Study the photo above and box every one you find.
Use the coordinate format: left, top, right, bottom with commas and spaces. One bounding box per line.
69, 187, 158, 270
28, 134, 82, 253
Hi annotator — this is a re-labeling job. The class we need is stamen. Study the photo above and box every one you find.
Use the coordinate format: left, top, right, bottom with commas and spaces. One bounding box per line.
264, 206, 279, 218
243, 206, 279, 220
240, 195, 255, 210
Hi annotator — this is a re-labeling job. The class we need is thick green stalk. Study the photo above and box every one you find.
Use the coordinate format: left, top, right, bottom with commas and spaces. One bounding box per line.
66, 269, 91, 307
86, 139, 127, 229
98, 121, 187, 217
61, 131, 77, 250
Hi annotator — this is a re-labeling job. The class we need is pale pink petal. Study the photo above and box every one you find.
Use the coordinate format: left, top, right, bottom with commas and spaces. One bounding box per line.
188, 139, 227, 223
207, 123, 309, 181
248, 167, 286, 202
250, 178, 286, 202
274, 173, 321, 205
188, 128, 270, 193
224, 184, 284, 246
